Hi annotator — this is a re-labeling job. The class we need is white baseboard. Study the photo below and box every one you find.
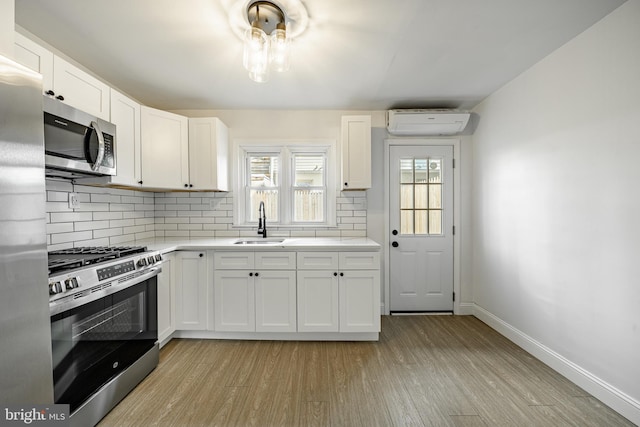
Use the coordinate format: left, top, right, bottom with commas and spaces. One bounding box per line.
473, 304, 640, 425
457, 302, 474, 315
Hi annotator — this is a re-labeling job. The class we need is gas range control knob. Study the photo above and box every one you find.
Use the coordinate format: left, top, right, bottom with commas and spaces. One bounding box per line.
65, 277, 79, 290
147, 256, 155, 264
155, 254, 162, 262
49, 282, 63, 295
137, 258, 147, 268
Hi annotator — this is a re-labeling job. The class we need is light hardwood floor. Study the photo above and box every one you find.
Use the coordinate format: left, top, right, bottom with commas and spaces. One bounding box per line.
99, 316, 633, 426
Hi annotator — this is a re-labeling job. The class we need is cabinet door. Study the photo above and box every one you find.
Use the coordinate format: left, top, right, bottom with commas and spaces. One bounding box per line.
341, 115, 371, 190
214, 270, 255, 332
175, 252, 208, 330
157, 253, 175, 345
255, 271, 296, 332
14, 32, 54, 93
110, 89, 141, 187
297, 270, 339, 332
140, 106, 189, 190
52, 55, 110, 120
188, 117, 229, 191
339, 270, 380, 333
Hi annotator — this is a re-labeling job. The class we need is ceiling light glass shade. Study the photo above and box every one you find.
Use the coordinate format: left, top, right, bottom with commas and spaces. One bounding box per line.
243, 26, 270, 82
269, 26, 290, 72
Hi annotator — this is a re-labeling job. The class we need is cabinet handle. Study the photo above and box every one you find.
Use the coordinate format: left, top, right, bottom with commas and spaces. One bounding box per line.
189, 184, 193, 188
340, 272, 344, 277
249, 272, 253, 277
199, 253, 203, 257
45, 90, 55, 96
184, 184, 188, 188
333, 272, 338, 276
255, 272, 259, 277
56, 95, 64, 101
392, 241, 399, 248
344, 182, 348, 187
138, 180, 143, 185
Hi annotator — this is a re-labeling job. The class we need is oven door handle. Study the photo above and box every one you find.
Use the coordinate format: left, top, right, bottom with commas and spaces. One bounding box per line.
50, 266, 162, 317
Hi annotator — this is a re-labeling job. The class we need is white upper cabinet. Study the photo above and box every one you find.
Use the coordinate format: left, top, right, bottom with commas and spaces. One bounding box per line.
13, 33, 110, 120
52, 56, 110, 120
14, 33, 54, 92
188, 117, 229, 191
109, 89, 141, 187
341, 115, 372, 190
140, 106, 189, 190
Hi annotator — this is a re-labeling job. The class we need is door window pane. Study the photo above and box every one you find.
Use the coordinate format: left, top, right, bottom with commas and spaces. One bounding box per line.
398, 157, 444, 236
401, 185, 414, 209
415, 210, 428, 235
401, 210, 414, 234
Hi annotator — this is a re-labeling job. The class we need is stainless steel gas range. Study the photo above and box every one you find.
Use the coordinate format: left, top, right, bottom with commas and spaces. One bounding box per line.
48, 246, 162, 427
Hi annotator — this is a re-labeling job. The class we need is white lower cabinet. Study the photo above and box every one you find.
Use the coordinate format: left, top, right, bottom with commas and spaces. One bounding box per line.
213, 269, 255, 332
175, 251, 208, 330
339, 270, 380, 332
298, 251, 380, 333
157, 253, 175, 346
213, 251, 297, 332
168, 248, 379, 341
255, 270, 297, 332
297, 270, 339, 332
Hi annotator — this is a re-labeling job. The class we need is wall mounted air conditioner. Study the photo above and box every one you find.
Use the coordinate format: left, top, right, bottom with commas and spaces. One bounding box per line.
387, 109, 470, 136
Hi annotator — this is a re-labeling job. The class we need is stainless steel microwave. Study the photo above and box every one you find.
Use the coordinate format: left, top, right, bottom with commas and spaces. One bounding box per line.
43, 96, 116, 178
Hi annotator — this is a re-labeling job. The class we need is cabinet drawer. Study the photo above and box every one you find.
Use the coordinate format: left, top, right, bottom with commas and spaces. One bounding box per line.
339, 252, 380, 270
214, 252, 254, 269
297, 252, 339, 270
255, 252, 296, 270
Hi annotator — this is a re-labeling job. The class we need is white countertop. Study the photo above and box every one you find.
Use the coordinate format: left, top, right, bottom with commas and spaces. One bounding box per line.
137, 237, 381, 253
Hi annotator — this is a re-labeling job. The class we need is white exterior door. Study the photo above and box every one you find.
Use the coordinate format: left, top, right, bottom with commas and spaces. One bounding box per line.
389, 145, 454, 312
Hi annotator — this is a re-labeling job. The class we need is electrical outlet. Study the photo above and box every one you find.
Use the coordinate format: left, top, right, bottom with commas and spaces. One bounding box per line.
68, 193, 79, 209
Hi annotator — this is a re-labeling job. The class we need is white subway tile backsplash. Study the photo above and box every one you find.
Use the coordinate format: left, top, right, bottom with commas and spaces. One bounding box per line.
50, 212, 93, 223
75, 220, 110, 231
46, 182, 369, 249
51, 230, 93, 244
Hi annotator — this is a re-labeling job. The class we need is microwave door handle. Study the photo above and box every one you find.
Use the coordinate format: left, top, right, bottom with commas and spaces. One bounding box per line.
90, 121, 105, 172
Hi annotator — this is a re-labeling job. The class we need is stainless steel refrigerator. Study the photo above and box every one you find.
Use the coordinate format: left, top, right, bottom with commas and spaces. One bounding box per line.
0, 53, 54, 403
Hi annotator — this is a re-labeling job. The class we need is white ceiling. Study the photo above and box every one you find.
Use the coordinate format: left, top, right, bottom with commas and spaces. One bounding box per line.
15, 0, 625, 111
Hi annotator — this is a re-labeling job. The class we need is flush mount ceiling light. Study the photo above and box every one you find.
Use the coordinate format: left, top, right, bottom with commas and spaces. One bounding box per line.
228, 0, 309, 83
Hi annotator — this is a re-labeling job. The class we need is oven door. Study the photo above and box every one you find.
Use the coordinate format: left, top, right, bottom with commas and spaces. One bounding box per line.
50, 277, 157, 412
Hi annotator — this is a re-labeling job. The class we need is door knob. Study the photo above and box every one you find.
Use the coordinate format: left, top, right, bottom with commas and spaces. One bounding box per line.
392, 241, 399, 248
392, 230, 398, 235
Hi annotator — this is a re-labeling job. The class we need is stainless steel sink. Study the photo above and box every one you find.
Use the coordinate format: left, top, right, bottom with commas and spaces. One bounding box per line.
233, 238, 285, 245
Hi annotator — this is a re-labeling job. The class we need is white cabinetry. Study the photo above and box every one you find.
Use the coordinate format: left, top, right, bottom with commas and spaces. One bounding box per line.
338, 252, 380, 332
14, 33, 110, 119
14, 32, 53, 93
157, 253, 175, 346
52, 56, 110, 120
109, 89, 141, 187
213, 251, 297, 332
297, 253, 339, 332
341, 115, 371, 190
297, 251, 380, 332
188, 117, 229, 191
140, 106, 189, 190
175, 251, 208, 330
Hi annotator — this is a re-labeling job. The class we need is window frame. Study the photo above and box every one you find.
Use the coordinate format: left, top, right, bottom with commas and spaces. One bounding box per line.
233, 139, 336, 228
